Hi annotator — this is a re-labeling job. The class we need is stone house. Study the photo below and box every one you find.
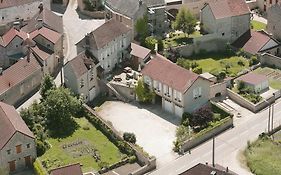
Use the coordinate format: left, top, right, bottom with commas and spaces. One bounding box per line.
256, 0, 280, 12
64, 50, 100, 102
267, 4, 281, 41
105, 0, 168, 37
200, 0, 251, 43
0, 102, 36, 174
236, 72, 269, 93
76, 19, 132, 73
0, 0, 51, 25
232, 30, 281, 56
141, 54, 211, 117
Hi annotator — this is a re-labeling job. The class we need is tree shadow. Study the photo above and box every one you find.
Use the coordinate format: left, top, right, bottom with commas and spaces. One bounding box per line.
51, 3, 67, 14
48, 118, 80, 139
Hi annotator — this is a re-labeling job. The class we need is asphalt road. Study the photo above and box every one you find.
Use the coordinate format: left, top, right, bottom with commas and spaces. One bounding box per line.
150, 99, 281, 175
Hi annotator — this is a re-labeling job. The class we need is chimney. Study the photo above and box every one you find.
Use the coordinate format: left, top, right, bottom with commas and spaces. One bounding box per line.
139, 0, 142, 6
38, 3, 43, 13
36, 18, 43, 29
226, 167, 229, 172
13, 21, 20, 30
27, 46, 31, 62
0, 67, 3, 75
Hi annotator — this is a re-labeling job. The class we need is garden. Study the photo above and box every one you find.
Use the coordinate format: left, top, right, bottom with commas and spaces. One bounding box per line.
232, 81, 263, 104
251, 20, 267, 31
174, 103, 232, 152
163, 31, 201, 49
244, 133, 281, 175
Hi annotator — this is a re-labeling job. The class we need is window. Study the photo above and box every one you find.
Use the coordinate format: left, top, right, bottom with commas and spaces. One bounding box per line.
27, 144, 30, 149
193, 87, 202, 99
7, 149, 11, 155
222, 33, 225, 36
80, 79, 84, 88
16, 145, 22, 154
90, 69, 94, 80
1, 17, 4, 20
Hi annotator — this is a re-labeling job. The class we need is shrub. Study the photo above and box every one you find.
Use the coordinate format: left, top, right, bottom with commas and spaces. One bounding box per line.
181, 112, 192, 126
177, 58, 190, 70
33, 159, 47, 175
238, 60, 245, 66
36, 140, 48, 157
128, 155, 137, 163
191, 62, 199, 69
98, 161, 109, 169
145, 36, 158, 53
217, 71, 226, 81
135, 79, 155, 103
193, 67, 202, 74
123, 132, 137, 144
249, 56, 259, 66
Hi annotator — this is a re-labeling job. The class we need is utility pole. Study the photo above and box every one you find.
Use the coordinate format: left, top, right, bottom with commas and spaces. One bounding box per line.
212, 137, 215, 167
268, 105, 271, 133
271, 103, 274, 132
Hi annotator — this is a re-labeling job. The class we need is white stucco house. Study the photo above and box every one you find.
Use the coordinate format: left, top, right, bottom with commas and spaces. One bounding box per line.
236, 72, 269, 93
200, 0, 251, 43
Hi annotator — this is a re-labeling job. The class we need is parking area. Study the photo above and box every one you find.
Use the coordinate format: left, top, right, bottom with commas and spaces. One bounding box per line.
97, 101, 180, 167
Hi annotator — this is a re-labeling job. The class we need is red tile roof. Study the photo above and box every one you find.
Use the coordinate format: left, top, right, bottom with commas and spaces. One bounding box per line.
179, 163, 236, 175
50, 163, 83, 175
207, 0, 250, 19
0, 28, 28, 47
232, 30, 279, 55
237, 72, 268, 85
31, 45, 52, 61
0, 55, 42, 94
30, 27, 62, 44
141, 54, 199, 93
0, 102, 34, 149
0, 0, 38, 9
130, 43, 151, 60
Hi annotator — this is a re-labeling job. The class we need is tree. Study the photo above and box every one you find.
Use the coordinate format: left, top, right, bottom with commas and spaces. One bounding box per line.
177, 58, 190, 70
40, 74, 56, 100
123, 132, 137, 144
135, 16, 149, 44
135, 79, 155, 103
190, 106, 213, 128
173, 7, 197, 37
145, 36, 158, 53
43, 87, 81, 137
193, 67, 202, 74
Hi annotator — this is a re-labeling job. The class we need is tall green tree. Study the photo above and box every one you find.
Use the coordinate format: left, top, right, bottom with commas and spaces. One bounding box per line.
135, 16, 149, 44
40, 74, 56, 100
173, 7, 197, 37
135, 79, 155, 103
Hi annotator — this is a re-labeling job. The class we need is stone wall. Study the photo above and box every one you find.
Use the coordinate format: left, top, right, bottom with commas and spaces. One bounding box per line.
260, 53, 281, 69
210, 82, 227, 99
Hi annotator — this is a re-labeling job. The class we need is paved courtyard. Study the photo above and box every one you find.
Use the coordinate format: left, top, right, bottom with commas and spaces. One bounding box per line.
97, 101, 180, 168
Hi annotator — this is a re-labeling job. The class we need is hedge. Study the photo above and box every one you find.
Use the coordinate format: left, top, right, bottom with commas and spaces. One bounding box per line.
34, 159, 47, 175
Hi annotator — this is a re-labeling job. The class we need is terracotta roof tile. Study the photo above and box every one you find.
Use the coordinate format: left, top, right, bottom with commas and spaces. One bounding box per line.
237, 72, 268, 85
0, 102, 34, 149
50, 163, 83, 175
0, 28, 28, 47
141, 54, 199, 92
0, 0, 38, 9
30, 27, 62, 44
207, 0, 250, 19
179, 163, 236, 175
130, 43, 151, 60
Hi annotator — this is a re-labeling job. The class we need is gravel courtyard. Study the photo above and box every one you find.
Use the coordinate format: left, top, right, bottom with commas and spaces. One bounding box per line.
97, 101, 180, 168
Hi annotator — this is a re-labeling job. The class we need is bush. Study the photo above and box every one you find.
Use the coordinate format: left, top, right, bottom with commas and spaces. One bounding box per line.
181, 112, 192, 126
145, 36, 158, 53
177, 58, 190, 70
238, 60, 245, 66
193, 67, 202, 74
249, 56, 259, 66
33, 159, 47, 175
123, 132, 137, 144
128, 155, 137, 164
36, 140, 48, 157
191, 62, 199, 69
135, 79, 155, 103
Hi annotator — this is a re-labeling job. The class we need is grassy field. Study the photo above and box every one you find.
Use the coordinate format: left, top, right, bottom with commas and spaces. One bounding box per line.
254, 67, 281, 89
39, 117, 124, 172
251, 20, 267, 31
163, 31, 201, 48
244, 136, 281, 175
178, 52, 249, 76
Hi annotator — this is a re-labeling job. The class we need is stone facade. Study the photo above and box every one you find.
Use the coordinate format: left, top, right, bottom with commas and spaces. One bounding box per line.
267, 4, 281, 41
256, 0, 281, 12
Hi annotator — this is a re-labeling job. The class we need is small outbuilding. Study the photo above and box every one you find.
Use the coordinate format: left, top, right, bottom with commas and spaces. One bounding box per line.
236, 72, 269, 93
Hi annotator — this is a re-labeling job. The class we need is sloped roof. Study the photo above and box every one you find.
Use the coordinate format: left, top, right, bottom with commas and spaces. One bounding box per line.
232, 30, 279, 55
143, 0, 165, 7
179, 163, 236, 175
30, 27, 62, 44
22, 8, 63, 34
0, 27, 28, 47
77, 19, 131, 50
31, 45, 53, 61
141, 54, 199, 93
65, 51, 98, 78
130, 43, 151, 60
0, 0, 38, 9
0, 102, 34, 149
207, 0, 250, 19
50, 163, 83, 175
237, 72, 268, 85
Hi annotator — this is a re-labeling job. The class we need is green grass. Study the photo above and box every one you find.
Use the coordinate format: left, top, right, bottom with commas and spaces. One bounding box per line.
163, 31, 201, 48
245, 137, 281, 175
254, 67, 281, 89
39, 117, 124, 172
251, 20, 267, 31
178, 52, 249, 76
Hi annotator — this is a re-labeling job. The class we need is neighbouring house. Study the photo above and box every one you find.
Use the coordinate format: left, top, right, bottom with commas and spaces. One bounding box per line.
76, 19, 132, 73
267, 4, 281, 41
256, 0, 281, 12
50, 163, 83, 175
78, 0, 104, 12
200, 0, 251, 43
141, 54, 211, 117
105, 0, 168, 37
130, 42, 151, 70
179, 163, 237, 175
64, 50, 100, 102
236, 72, 269, 93
232, 30, 281, 56
0, 0, 51, 25
0, 102, 36, 174
180, 0, 216, 17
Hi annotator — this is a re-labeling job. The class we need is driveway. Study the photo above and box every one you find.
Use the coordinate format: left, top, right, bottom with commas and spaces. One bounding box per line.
97, 101, 180, 168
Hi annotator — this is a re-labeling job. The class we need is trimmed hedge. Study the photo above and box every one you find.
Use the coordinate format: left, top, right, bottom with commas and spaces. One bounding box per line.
34, 159, 47, 175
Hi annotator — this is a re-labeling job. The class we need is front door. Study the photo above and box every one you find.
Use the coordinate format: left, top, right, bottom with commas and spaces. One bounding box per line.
25, 156, 31, 167
9, 160, 16, 172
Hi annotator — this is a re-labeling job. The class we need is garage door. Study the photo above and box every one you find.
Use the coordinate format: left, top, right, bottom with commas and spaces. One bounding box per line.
164, 100, 173, 113
175, 105, 184, 117
89, 87, 96, 101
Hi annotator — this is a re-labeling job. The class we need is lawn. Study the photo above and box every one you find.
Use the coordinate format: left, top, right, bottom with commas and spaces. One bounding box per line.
244, 136, 281, 175
254, 67, 281, 89
39, 117, 125, 172
178, 52, 249, 76
251, 20, 267, 31
163, 31, 201, 49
